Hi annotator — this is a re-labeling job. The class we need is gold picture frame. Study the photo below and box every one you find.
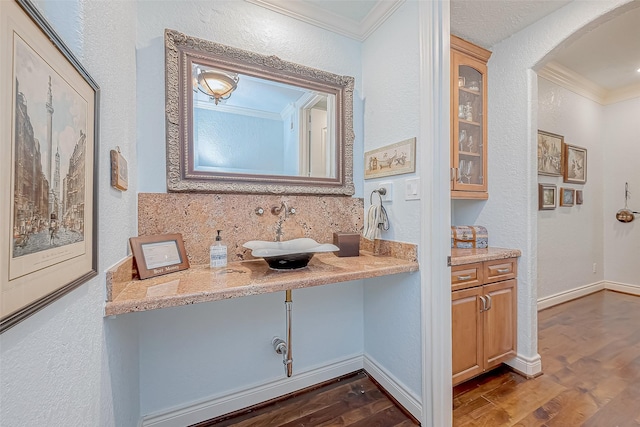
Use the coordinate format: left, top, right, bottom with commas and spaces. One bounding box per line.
537, 130, 564, 176
563, 143, 587, 184
1, 0, 99, 333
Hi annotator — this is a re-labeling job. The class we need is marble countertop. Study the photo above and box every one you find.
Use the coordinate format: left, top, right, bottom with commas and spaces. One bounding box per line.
105, 250, 418, 316
450, 247, 521, 266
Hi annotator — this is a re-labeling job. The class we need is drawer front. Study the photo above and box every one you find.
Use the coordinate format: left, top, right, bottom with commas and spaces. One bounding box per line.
451, 262, 483, 291
484, 258, 517, 284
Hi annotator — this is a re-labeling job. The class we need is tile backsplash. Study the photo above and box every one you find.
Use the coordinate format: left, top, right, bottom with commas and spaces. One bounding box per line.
138, 193, 364, 265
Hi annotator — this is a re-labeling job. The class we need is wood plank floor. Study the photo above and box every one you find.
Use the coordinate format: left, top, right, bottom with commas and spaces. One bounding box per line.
194, 370, 419, 427
453, 290, 640, 426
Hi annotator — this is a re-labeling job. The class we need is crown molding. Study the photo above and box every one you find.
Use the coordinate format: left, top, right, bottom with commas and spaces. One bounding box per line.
245, 0, 404, 41
538, 61, 607, 104
538, 61, 640, 106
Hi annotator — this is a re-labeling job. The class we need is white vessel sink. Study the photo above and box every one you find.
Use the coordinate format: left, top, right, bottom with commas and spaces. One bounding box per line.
243, 238, 339, 270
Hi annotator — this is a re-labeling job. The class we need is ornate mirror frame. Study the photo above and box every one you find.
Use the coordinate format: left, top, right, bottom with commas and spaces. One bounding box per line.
164, 29, 355, 195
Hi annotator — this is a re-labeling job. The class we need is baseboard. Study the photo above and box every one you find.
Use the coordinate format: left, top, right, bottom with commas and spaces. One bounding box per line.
603, 281, 640, 296
505, 353, 542, 378
363, 354, 422, 421
537, 281, 605, 311
140, 355, 364, 427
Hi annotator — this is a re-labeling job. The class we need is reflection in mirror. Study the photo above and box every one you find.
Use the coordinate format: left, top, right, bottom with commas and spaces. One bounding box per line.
165, 29, 354, 195
192, 65, 336, 179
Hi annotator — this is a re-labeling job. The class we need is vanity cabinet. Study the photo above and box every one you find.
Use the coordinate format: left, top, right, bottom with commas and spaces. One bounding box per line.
451, 258, 517, 386
451, 35, 492, 200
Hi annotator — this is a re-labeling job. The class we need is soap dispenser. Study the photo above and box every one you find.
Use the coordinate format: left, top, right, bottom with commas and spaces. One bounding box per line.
209, 230, 227, 268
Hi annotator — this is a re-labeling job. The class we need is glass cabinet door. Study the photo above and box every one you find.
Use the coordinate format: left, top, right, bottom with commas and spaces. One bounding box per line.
451, 37, 490, 199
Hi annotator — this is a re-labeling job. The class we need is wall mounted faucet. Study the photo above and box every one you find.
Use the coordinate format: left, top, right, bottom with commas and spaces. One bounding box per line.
271, 201, 296, 218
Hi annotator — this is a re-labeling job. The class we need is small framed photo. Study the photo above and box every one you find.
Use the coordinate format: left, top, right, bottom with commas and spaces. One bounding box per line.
110, 148, 128, 191
538, 184, 557, 210
576, 190, 583, 205
130, 233, 190, 279
560, 188, 575, 207
537, 130, 564, 176
563, 144, 587, 184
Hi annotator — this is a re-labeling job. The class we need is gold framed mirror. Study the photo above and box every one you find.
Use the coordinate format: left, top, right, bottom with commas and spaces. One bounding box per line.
164, 29, 355, 195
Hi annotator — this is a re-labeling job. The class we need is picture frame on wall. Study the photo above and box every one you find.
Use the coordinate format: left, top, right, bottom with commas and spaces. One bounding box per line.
563, 143, 587, 184
538, 183, 557, 210
1, 0, 99, 333
537, 130, 564, 176
560, 188, 575, 207
576, 190, 583, 205
364, 137, 417, 179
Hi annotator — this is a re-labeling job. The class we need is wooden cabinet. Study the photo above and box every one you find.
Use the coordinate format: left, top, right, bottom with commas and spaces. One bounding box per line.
451, 258, 517, 386
451, 35, 492, 200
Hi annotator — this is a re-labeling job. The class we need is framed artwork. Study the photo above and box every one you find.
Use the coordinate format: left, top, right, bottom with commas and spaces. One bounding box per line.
576, 190, 583, 205
560, 188, 575, 207
564, 144, 587, 184
1, 0, 99, 333
364, 137, 417, 179
538, 184, 557, 210
129, 234, 190, 280
537, 130, 564, 176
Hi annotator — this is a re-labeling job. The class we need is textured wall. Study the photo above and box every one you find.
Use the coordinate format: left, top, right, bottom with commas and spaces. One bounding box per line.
537, 77, 604, 299
0, 0, 140, 426
452, 0, 633, 362
361, 1, 423, 400
134, 1, 367, 421
603, 97, 640, 285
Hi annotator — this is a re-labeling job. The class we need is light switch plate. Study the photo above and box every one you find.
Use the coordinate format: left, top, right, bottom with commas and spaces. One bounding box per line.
405, 178, 420, 200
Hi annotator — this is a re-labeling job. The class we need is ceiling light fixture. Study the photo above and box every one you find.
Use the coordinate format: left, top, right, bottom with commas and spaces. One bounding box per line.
195, 68, 239, 104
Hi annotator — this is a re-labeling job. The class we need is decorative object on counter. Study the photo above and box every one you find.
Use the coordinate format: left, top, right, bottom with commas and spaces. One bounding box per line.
576, 190, 583, 205
333, 232, 360, 257
615, 182, 639, 223
209, 230, 227, 269
559, 187, 575, 207
563, 143, 587, 184
364, 137, 416, 179
243, 238, 339, 270
363, 189, 390, 240
110, 146, 128, 191
451, 226, 488, 249
538, 183, 557, 210
537, 130, 564, 177
1, 0, 99, 333
164, 29, 355, 196
130, 233, 190, 279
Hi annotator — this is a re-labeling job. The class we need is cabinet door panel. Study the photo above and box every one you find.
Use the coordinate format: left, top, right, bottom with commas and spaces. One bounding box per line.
452, 287, 484, 385
483, 279, 517, 369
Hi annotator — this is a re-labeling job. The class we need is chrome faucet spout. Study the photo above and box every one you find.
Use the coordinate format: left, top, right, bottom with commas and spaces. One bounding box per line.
271, 201, 288, 217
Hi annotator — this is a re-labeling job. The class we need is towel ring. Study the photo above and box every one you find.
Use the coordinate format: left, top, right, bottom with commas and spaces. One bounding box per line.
370, 188, 387, 204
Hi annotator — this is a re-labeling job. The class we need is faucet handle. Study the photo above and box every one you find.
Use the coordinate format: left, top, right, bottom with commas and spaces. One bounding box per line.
255, 207, 264, 216
289, 207, 296, 215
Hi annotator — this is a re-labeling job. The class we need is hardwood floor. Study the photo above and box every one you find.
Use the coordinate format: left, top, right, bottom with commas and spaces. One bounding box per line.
453, 290, 640, 426
194, 370, 419, 427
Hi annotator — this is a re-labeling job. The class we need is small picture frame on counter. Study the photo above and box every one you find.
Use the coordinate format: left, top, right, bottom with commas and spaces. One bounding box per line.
130, 233, 190, 279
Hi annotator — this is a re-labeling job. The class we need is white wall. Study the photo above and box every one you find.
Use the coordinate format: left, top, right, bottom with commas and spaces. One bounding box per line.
452, 0, 634, 373
134, 1, 367, 422
603, 97, 640, 286
537, 77, 604, 299
0, 0, 140, 425
361, 0, 423, 403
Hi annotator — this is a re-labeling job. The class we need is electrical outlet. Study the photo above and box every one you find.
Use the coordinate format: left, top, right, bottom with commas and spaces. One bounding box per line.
592, 263, 597, 274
